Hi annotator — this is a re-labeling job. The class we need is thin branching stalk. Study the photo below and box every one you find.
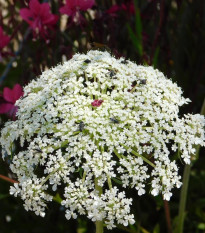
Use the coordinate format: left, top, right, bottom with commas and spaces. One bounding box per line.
0, 174, 18, 183
176, 164, 191, 233
164, 200, 172, 233
95, 177, 103, 233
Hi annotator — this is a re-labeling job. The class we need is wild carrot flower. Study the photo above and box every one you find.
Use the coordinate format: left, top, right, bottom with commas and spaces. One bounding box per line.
20, 0, 58, 38
1, 50, 204, 229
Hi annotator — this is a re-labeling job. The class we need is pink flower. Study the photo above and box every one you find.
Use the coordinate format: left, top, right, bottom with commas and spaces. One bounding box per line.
91, 99, 103, 107
60, 0, 95, 22
0, 27, 10, 50
0, 26, 10, 61
0, 84, 23, 119
106, 1, 135, 16
106, 5, 122, 16
20, 0, 58, 38
122, 2, 135, 15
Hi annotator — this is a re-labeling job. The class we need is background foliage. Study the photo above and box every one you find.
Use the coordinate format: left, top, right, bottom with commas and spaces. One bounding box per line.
0, 0, 204, 233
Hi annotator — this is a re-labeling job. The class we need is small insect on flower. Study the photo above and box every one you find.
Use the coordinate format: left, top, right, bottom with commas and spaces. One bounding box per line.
33, 148, 42, 153
110, 118, 119, 124
84, 59, 91, 64
78, 121, 85, 132
21, 94, 29, 99
90, 42, 111, 52
109, 70, 116, 77
140, 79, 147, 85
121, 59, 128, 64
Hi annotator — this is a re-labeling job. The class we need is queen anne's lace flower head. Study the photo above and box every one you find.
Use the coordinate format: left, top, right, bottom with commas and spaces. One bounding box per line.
1, 50, 205, 229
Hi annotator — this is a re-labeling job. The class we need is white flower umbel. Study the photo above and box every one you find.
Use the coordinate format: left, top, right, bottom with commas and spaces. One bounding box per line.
1, 50, 205, 229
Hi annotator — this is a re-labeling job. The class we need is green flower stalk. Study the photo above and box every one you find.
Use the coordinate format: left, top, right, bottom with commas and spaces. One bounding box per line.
1, 50, 205, 231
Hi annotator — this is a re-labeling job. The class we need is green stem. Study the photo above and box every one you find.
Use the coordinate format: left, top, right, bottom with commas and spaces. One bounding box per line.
40, 166, 60, 186
121, 144, 155, 168
82, 171, 86, 183
41, 155, 71, 186
96, 220, 103, 233
107, 175, 112, 190
113, 148, 123, 159
95, 177, 103, 233
175, 164, 191, 233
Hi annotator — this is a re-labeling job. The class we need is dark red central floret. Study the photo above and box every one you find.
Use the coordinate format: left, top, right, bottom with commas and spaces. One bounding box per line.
91, 99, 104, 107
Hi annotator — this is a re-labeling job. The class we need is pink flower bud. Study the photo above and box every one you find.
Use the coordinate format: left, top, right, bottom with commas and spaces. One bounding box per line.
91, 99, 103, 107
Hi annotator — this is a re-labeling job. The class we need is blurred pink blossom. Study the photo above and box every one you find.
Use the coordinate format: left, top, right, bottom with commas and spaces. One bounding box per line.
122, 2, 135, 15
106, 5, 122, 16
0, 26, 10, 61
0, 27, 10, 50
60, 0, 95, 23
0, 84, 23, 119
20, 0, 58, 38
106, 1, 135, 16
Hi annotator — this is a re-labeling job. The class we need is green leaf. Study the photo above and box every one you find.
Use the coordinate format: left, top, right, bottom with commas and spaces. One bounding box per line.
140, 226, 150, 233
0, 193, 9, 199
153, 47, 160, 68
197, 223, 205, 230
79, 167, 84, 178
53, 193, 62, 204
111, 177, 122, 185
127, 24, 143, 57
153, 224, 160, 233
31, 87, 43, 93
134, 0, 142, 42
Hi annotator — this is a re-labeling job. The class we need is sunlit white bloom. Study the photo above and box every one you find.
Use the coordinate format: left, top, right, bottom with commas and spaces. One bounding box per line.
1, 50, 205, 229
